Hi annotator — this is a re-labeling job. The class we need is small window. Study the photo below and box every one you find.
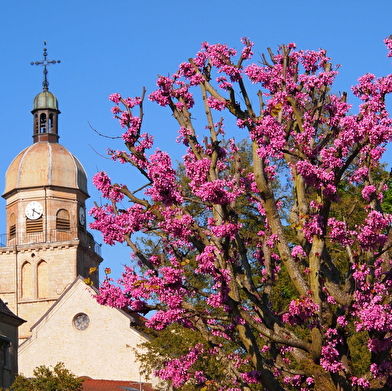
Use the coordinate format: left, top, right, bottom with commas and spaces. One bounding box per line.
49, 113, 54, 132
56, 209, 70, 231
40, 113, 47, 133
73, 313, 90, 330
9, 213, 16, 239
3, 344, 11, 370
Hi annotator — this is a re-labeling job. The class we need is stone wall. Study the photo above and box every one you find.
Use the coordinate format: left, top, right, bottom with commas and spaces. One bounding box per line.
18, 279, 153, 383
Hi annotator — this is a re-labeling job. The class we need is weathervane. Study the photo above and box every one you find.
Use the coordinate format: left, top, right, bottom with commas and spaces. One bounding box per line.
31, 41, 61, 91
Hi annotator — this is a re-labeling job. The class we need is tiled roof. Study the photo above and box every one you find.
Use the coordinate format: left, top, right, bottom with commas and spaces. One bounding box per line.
80, 378, 155, 391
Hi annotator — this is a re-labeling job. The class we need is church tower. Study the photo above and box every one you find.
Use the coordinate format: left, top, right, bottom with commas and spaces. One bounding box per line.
0, 44, 102, 342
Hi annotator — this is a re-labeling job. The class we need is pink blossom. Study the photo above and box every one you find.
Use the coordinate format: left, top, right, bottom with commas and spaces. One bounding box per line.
303, 214, 324, 242
194, 371, 206, 385
124, 96, 142, 108
145, 150, 183, 206
291, 245, 306, 258
195, 245, 218, 275
357, 210, 391, 250
207, 96, 226, 111
155, 344, 204, 387
146, 309, 186, 330
241, 370, 262, 384
351, 376, 370, 388
328, 217, 355, 246
95, 279, 130, 308
362, 185, 377, 201
370, 361, 392, 379
336, 316, 348, 327
206, 293, 225, 308
193, 179, 242, 205
384, 36, 392, 58
282, 296, 319, 326
306, 377, 314, 385
261, 345, 269, 353
158, 207, 194, 244
240, 37, 254, 60
355, 301, 392, 332
211, 222, 242, 240
320, 329, 345, 373
216, 76, 233, 90
89, 205, 127, 245
92, 171, 125, 202
108, 93, 121, 104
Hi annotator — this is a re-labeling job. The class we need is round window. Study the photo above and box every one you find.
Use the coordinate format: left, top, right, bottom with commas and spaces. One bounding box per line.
73, 313, 90, 330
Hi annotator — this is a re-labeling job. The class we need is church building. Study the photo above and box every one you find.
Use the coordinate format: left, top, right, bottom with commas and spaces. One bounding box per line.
0, 44, 155, 387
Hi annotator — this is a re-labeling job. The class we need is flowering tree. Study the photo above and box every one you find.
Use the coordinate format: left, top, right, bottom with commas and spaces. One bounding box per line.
91, 36, 392, 390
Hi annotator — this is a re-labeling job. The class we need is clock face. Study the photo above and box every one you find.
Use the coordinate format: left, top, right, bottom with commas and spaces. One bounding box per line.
73, 313, 90, 330
79, 206, 86, 225
25, 201, 43, 220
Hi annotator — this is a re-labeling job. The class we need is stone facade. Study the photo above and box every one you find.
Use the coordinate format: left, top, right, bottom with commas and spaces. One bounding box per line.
19, 278, 150, 382
0, 240, 100, 342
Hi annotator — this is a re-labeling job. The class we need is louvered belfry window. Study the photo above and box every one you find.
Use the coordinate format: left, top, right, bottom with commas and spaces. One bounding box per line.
56, 209, 70, 231
9, 213, 16, 238
26, 217, 43, 233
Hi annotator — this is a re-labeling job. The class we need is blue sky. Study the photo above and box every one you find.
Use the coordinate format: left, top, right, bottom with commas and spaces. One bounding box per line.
1, 1, 392, 281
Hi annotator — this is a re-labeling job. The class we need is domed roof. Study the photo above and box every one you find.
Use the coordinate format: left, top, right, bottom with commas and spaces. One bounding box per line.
3, 142, 88, 197
33, 90, 59, 111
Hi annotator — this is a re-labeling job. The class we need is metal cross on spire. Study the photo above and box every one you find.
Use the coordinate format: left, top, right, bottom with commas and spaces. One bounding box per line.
31, 41, 61, 91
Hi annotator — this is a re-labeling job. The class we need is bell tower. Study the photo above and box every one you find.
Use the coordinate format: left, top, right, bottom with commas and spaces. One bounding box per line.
30, 42, 61, 144
0, 43, 102, 342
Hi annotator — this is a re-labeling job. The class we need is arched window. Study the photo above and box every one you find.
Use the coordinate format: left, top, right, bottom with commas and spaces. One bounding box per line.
56, 209, 70, 231
49, 113, 54, 132
9, 213, 16, 239
39, 113, 47, 133
21, 262, 33, 298
37, 260, 49, 299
